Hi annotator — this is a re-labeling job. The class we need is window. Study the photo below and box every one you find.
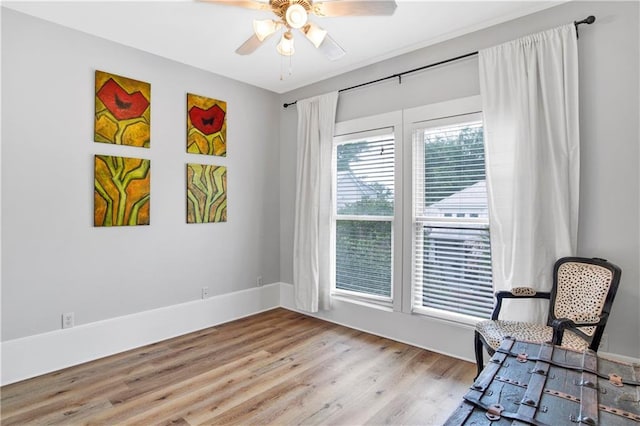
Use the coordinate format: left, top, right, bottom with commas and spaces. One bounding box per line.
330, 98, 492, 322
333, 125, 396, 304
411, 111, 494, 320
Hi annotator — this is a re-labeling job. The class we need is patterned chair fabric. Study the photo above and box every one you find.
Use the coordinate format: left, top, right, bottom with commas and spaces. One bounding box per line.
553, 261, 613, 336
473, 257, 622, 378
510, 287, 537, 296
475, 320, 589, 352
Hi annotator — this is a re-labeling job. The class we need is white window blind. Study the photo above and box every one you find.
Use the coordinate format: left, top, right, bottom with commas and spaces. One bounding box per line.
412, 115, 494, 319
334, 130, 394, 300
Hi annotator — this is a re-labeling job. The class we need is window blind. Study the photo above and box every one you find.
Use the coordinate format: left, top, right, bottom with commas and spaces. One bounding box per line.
334, 133, 394, 299
412, 117, 494, 319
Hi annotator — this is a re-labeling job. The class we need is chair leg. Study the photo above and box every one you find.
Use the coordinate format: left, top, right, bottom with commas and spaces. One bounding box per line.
474, 331, 484, 379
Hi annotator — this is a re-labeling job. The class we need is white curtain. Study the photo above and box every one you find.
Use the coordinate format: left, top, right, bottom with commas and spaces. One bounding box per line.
479, 24, 580, 323
293, 91, 339, 312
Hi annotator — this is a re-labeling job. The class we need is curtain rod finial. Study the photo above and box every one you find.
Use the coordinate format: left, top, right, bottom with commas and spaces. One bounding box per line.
574, 15, 595, 38
575, 15, 596, 26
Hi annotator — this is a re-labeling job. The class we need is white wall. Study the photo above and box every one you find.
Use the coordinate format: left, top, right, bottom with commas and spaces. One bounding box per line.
279, 1, 640, 360
1, 9, 281, 341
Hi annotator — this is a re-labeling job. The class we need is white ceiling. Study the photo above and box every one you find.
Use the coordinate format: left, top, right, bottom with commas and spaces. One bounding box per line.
3, 0, 562, 93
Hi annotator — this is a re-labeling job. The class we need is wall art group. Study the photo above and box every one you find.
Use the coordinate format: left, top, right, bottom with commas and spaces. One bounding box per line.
93, 71, 229, 227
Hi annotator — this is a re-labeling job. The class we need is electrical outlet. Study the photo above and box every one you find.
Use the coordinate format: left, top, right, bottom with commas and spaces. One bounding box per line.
256, 276, 263, 287
62, 312, 74, 329
201, 286, 209, 299
598, 333, 609, 352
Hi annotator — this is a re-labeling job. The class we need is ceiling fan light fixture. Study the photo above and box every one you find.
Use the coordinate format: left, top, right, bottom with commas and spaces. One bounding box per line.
252, 19, 279, 41
285, 3, 308, 29
302, 22, 328, 48
277, 31, 295, 56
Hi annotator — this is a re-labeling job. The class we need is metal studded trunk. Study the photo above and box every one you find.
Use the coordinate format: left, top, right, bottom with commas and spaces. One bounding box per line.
445, 338, 640, 425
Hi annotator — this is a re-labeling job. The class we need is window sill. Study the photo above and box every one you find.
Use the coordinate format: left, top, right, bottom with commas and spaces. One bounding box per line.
412, 306, 484, 328
331, 293, 393, 312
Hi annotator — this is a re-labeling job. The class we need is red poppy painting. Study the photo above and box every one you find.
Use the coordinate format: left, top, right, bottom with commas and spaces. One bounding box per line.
187, 93, 227, 156
95, 71, 151, 148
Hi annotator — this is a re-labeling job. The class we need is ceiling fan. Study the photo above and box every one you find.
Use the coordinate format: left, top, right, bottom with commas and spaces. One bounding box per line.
205, 0, 397, 61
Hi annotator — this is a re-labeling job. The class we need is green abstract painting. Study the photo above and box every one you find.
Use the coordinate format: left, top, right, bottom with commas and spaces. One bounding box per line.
186, 163, 227, 223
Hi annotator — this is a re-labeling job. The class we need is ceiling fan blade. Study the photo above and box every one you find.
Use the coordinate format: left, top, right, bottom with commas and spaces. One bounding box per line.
312, 1, 397, 17
318, 34, 346, 61
235, 34, 265, 55
200, 0, 270, 11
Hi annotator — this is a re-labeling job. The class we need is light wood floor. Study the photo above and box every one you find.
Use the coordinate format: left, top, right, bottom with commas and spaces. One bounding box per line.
1, 308, 475, 425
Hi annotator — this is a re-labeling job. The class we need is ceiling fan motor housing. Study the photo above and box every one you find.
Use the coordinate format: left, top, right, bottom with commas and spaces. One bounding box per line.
270, 0, 313, 21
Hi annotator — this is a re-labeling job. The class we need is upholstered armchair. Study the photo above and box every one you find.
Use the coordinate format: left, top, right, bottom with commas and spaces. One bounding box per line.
474, 257, 622, 377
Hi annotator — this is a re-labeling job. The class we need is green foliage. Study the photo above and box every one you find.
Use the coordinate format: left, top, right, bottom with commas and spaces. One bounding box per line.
335, 220, 392, 297
337, 182, 393, 216
335, 183, 393, 296
424, 125, 485, 204
337, 143, 365, 172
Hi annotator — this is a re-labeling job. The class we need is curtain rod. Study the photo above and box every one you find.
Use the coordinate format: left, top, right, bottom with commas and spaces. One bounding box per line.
283, 15, 596, 109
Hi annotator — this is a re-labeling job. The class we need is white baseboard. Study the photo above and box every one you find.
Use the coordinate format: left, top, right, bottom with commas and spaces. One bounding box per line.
599, 351, 640, 365
1, 283, 280, 385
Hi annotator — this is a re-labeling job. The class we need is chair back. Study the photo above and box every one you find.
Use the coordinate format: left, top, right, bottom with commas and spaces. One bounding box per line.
548, 257, 622, 351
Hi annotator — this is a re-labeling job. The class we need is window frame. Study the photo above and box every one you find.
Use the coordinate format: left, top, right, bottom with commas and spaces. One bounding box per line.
329, 97, 492, 325
332, 111, 403, 311
402, 96, 491, 325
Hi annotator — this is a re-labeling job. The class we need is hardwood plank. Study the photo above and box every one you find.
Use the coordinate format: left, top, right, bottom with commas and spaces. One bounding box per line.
274, 344, 434, 425
180, 329, 376, 424
392, 356, 476, 425
0, 308, 475, 425
93, 323, 364, 425
315, 349, 441, 425
1, 318, 228, 414
199, 337, 412, 424
84, 351, 274, 425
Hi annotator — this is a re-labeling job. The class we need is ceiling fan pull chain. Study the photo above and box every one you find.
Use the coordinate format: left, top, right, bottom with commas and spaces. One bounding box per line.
289, 54, 293, 77
280, 52, 294, 80
280, 54, 284, 80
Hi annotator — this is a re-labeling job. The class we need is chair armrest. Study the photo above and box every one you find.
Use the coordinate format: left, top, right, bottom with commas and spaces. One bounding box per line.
491, 288, 551, 320
550, 313, 609, 346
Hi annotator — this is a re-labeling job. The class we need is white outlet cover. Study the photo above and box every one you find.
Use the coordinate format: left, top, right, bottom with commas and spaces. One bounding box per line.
62, 312, 74, 329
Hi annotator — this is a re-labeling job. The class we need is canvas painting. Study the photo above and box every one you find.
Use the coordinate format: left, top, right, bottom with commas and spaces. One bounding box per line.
187, 93, 227, 156
186, 163, 227, 223
95, 70, 151, 148
94, 155, 151, 226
